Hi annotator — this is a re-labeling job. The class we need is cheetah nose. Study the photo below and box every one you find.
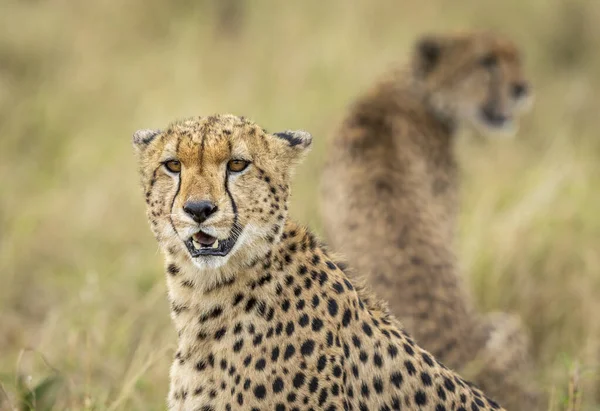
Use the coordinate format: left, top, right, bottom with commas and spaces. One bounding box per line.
481, 105, 508, 127
183, 201, 218, 224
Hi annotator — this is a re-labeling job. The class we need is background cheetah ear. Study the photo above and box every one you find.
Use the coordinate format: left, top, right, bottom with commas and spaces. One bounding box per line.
273, 130, 312, 161
414, 35, 445, 76
132, 129, 161, 155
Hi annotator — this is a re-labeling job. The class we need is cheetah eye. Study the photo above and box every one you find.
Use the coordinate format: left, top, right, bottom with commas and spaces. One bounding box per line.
479, 53, 498, 68
227, 159, 250, 173
164, 160, 181, 173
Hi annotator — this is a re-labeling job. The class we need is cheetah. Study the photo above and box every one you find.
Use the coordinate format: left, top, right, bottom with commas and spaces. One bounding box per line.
320, 30, 542, 410
133, 114, 506, 411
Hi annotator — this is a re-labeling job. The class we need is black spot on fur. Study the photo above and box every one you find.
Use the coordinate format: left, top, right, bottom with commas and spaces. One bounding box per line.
167, 263, 179, 276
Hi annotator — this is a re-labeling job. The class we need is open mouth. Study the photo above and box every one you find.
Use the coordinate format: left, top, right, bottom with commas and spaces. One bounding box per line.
184, 229, 239, 257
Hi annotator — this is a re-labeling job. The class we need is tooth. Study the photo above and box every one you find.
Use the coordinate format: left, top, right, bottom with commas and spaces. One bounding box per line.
192, 239, 201, 249
212, 240, 219, 249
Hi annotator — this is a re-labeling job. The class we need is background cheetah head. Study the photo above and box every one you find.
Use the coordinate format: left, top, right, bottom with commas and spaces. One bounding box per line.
133, 114, 312, 271
412, 30, 533, 137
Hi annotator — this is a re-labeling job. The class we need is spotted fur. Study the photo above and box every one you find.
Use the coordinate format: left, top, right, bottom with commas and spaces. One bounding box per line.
320, 31, 542, 410
134, 114, 506, 411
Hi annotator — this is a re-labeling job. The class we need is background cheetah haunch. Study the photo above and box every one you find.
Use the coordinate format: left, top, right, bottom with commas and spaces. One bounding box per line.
320, 31, 542, 410
134, 114, 506, 411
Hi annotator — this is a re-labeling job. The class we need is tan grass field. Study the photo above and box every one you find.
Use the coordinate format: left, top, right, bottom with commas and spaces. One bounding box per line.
1, 0, 600, 409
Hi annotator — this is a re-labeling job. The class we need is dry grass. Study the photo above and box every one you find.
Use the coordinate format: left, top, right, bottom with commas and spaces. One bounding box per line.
1, 0, 599, 409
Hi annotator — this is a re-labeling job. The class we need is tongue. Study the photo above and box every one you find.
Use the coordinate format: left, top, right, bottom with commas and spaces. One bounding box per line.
193, 231, 217, 247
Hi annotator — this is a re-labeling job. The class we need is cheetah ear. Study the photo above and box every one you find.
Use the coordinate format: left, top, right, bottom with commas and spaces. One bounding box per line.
273, 130, 312, 161
132, 129, 161, 154
273, 130, 312, 149
414, 35, 445, 76
133, 129, 161, 146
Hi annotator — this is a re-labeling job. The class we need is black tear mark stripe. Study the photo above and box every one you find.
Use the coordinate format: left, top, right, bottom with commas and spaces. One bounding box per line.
224, 169, 239, 218
168, 137, 182, 235
274, 132, 304, 147
224, 137, 238, 215
224, 164, 243, 250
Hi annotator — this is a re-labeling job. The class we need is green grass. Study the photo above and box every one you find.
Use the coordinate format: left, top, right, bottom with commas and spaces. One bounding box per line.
1, 0, 600, 409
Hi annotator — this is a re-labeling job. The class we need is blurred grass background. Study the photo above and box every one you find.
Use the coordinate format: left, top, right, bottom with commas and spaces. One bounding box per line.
1, 0, 599, 409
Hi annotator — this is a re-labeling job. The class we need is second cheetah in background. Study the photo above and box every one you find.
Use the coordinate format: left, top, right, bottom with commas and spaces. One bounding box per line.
320, 30, 542, 410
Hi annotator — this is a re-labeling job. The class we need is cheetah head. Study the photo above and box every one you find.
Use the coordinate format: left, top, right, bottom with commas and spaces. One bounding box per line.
133, 114, 311, 271
412, 30, 533, 137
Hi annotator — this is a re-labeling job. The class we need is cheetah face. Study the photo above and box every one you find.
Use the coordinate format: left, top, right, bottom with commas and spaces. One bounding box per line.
133, 114, 312, 271
414, 30, 533, 137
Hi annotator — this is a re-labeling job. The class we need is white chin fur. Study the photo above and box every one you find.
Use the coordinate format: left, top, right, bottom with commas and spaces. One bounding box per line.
190, 254, 233, 270
480, 122, 518, 139
469, 115, 518, 140
515, 95, 534, 115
